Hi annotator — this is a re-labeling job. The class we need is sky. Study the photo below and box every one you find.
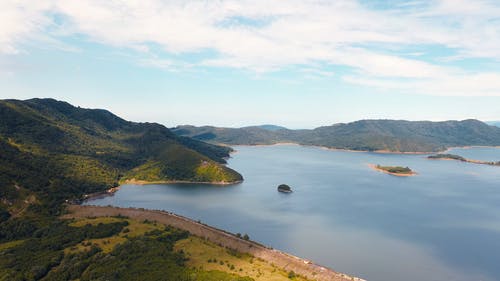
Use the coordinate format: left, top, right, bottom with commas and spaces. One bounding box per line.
1, 0, 500, 129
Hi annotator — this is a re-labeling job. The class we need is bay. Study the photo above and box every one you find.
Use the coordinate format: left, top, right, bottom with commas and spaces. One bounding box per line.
86, 145, 500, 281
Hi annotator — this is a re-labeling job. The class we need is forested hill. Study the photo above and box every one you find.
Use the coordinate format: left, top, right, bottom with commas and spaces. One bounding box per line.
0, 98, 242, 216
172, 119, 500, 152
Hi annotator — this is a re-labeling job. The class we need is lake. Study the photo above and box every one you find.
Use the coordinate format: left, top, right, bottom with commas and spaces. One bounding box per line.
86, 145, 500, 281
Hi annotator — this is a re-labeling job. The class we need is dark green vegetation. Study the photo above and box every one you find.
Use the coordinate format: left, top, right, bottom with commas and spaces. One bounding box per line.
428, 154, 467, 161
0, 220, 127, 280
172, 119, 500, 152
375, 165, 413, 174
277, 184, 292, 193
0, 98, 242, 217
0, 217, 253, 281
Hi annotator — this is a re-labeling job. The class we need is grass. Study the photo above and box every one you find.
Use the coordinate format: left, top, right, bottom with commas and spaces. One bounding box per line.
0, 240, 25, 251
67, 217, 163, 253
174, 236, 311, 281
62, 217, 312, 280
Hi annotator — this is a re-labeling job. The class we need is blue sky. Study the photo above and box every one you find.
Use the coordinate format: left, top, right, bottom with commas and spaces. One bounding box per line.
1, 0, 500, 128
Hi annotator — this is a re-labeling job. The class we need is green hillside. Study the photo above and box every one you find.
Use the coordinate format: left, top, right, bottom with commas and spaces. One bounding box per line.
0, 99, 324, 281
172, 119, 500, 152
0, 98, 242, 217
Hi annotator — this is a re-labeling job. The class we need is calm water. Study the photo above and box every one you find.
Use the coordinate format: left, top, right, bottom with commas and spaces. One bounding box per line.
86, 145, 500, 281
447, 147, 500, 162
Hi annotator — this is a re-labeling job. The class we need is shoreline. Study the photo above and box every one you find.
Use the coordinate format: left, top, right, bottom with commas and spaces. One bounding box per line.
368, 164, 417, 177
64, 204, 363, 281
80, 186, 121, 202
81, 179, 242, 203
443, 145, 500, 152
229, 142, 500, 155
120, 178, 243, 186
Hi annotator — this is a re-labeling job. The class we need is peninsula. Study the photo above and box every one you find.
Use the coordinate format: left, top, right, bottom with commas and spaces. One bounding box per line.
428, 154, 500, 166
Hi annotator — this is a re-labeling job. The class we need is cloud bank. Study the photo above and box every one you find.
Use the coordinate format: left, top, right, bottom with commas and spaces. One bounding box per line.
2, 0, 500, 96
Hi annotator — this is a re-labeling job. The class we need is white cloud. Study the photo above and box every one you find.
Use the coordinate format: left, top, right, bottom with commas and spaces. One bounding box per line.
343, 72, 500, 97
138, 58, 193, 72
1, 0, 500, 96
0, 1, 54, 54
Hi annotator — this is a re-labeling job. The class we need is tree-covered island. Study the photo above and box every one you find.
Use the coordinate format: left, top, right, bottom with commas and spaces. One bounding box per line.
370, 164, 416, 176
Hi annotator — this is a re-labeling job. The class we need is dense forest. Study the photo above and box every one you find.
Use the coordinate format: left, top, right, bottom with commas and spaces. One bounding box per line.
172, 119, 500, 152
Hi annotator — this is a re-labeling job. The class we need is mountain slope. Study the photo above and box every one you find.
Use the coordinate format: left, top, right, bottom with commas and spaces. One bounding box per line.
172, 119, 500, 152
172, 125, 286, 145
256, 124, 288, 131
0, 98, 242, 216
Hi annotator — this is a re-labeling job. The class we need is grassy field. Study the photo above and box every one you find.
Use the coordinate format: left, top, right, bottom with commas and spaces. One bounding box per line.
175, 236, 310, 281
64, 216, 309, 280
66, 216, 163, 253
0, 239, 25, 251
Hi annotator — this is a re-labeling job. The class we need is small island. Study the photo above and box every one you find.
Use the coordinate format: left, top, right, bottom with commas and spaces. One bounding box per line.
277, 184, 293, 193
370, 164, 416, 176
428, 154, 500, 166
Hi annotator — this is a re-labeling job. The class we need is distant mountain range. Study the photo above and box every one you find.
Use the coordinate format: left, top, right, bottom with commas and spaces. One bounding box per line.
0, 98, 241, 216
172, 119, 500, 153
256, 124, 289, 131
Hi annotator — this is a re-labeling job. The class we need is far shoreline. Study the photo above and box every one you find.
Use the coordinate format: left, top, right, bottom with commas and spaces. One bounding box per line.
81, 179, 243, 203
120, 178, 243, 186
228, 142, 500, 155
442, 145, 500, 153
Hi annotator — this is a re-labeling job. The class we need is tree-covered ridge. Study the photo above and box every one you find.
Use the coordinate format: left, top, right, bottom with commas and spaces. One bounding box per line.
0, 98, 242, 216
172, 119, 500, 152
